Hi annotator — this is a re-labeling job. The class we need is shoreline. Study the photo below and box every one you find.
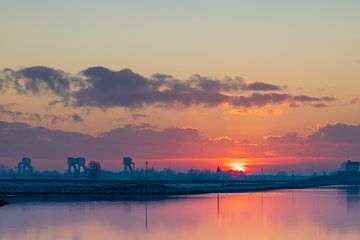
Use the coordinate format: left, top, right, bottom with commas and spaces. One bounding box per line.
0, 199, 9, 206
0, 178, 326, 197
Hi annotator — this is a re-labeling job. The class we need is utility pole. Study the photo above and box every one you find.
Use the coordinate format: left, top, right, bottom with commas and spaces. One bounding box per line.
145, 161, 148, 181
145, 161, 148, 194
217, 166, 220, 180
261, 168, 264, 184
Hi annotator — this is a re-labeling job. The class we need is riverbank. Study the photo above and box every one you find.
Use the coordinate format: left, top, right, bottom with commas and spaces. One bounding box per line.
0, 178, 323, 196
0, 199, 9, 207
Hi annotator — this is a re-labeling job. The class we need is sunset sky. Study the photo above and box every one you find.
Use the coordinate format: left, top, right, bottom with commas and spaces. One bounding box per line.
0, 0, 359, 173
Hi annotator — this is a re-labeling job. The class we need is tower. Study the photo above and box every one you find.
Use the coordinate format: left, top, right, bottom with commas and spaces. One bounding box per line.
17, 157, 33, 175
67, 157, 87, 177
123, 157, 135, 172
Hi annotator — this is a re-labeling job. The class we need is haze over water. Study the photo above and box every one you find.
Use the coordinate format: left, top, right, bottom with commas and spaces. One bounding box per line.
1, 187, 359, 240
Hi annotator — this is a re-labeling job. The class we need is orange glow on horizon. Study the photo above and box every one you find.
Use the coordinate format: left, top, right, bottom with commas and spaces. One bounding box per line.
227, 161, 247, 174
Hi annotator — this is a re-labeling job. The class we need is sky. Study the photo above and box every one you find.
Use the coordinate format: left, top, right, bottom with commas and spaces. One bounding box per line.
0, 0, 359, 173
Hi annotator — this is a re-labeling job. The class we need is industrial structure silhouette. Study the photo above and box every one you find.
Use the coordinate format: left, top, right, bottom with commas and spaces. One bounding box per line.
123, 157, 135, 172
67, 157, 87, 176
17, 157, 33, 175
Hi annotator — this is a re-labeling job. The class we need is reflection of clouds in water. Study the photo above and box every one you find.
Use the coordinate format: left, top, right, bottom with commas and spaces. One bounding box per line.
0, 195, 198, 234
2, 190, 360, 239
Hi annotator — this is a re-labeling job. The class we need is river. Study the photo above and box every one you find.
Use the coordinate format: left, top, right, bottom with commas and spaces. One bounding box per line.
0, 187, 359, 240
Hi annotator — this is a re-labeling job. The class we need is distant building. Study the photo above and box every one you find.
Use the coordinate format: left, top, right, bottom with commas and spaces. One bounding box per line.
339, 160, 360, 172
337, 160, 360, 182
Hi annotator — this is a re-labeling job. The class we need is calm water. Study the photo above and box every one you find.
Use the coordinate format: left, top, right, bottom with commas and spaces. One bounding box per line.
1, 187, 360, 240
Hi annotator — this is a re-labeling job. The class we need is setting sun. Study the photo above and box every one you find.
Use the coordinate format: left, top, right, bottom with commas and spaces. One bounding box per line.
228, 162, 247, 174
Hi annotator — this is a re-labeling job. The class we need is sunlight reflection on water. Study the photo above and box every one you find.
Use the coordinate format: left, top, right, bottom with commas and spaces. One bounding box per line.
1, 187, 360, 240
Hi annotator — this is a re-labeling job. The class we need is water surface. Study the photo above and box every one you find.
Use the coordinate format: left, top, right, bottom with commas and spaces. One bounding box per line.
1, 187, 360, 240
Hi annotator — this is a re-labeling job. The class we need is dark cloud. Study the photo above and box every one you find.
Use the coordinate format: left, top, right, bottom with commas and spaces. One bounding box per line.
17, 66, 71, 96
0, 121, 96, 159
2, 66, 72, 96
1, 121, 360, 172
265, 123, 360, 145
243, 82, 286, 91
0, 121, 207, 160
74, 67, 163, 108
264, 132, 303, 143
307, 123, 360, 144
73, 67, 230, 108
261, 123, 360, 162
230, 93, 335, 108
230, 93, 289, 107
0, 69, 14, 92
1, 66, 336, 110
73, 67, 335, 109
0, 120, 242, 162
71, 113, 84, 123
0, 104, 77, 126
0, 66, 83, 105
188, 74, 246, 92
0, 104, 21, 117
293, 95, 336, 102
0, 104, 39, 123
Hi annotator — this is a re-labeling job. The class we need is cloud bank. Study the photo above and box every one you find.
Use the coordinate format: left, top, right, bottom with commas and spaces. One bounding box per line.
1, 121, 359, 172
1, 66, 336, 110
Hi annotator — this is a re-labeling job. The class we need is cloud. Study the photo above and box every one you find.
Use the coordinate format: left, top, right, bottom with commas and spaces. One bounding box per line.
307, 123, 360, 144
243, 82, 286, 91
0, 66, 83, 105
231, 108, 282, 116
230, 93, 334, 108
48, 115, 65, 125
1, 66, 336, 110
0, 104, 79, 126
1, 121, 360, 172
131, 113, 147, 120
310, 103, 329, 108
73, 67, 335, 109
0, 121, 96, 159
262, 123, 360, 162
0, 121, 208, 160
2, 66, 71, 96
230, 93, 288, 107
17, 66, 71, 96
73, 67, 229, 108
264, 132, 303, 143
71, 113, 84, 123
0, 120, 244, 162
293, 95, 336, 102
